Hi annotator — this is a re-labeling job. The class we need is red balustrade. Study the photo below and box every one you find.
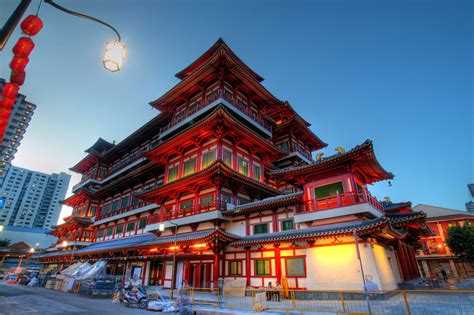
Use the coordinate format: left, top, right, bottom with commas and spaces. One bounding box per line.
301, 189, 384, 214
159, 89, 273, 135
97, 201, 149, 220
147, 201, 227, 225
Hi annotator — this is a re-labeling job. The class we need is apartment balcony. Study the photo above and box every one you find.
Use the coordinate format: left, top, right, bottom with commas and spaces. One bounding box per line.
294, 189, 384, 224
158, 89, 273, 138
146, 201, 228, 231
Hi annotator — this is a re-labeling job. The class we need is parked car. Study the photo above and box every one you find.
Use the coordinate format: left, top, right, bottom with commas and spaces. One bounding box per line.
0, 270, 5, 280
79, 274, 117, 297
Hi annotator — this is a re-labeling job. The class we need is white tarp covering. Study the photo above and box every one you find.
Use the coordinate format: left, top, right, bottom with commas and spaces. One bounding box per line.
75, 260, 107, 280
59, 262, 81, 275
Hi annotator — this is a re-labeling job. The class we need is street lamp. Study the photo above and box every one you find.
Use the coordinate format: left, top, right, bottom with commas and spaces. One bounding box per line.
62, 240, 68, 248
44, 0, 127, 72
159, 221, 179, 297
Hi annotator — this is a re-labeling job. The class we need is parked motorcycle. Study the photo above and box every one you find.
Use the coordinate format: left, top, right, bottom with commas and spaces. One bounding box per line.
123, 285, 148, 309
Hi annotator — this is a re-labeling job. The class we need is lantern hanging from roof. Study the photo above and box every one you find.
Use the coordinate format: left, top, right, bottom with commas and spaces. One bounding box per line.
10, 71, 26, 86
10, 56, 29, 73
0, 108, 11, 120
0, 97, 15, 111
1, 83, 19, 99
12, 37, 35, 58
20, 15, 43, 36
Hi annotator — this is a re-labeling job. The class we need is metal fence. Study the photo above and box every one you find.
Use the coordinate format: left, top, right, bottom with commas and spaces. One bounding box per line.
180, 287, 474, 314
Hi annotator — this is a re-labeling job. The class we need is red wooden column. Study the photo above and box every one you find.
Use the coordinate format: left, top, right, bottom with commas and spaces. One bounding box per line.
161, 259, 167, 286
274, 245, 282, 283
141, 260, 148, 284
402, 241, 414, 280
213, 245, 220, 289
245, 247, 251, 286
402, 242, 416, 280
397, 240, 409, 280
407, 245, 421, 278
183, 260, 191, 285
272, 210, 279, 232
245, 215, 250, 235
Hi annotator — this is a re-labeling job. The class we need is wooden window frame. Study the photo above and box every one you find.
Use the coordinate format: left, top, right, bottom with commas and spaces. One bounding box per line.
253, 223, 268, 235
228, 260, 243, 276
285, 257, 307, 277
255, 259, 271, 276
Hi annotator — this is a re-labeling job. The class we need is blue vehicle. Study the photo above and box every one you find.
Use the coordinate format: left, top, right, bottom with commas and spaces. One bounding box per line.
79, 274, 117, 297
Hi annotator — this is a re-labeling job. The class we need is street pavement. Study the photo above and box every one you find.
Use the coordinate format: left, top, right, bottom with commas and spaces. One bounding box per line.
0, 283, 150, 315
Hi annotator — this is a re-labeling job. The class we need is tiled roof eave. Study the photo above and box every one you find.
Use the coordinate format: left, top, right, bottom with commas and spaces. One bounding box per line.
145, 104, 283, 158
230, 218, 388, 247
138, 160, 281, 199
223, 192, 304, 217
386, 211, 427, 226
270, 140, 393, 183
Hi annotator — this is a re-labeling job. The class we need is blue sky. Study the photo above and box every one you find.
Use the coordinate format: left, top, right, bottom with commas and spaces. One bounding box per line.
1, 0, 472, 222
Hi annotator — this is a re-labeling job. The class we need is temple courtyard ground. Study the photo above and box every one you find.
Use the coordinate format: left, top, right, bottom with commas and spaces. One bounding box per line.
0, 282, 473, 314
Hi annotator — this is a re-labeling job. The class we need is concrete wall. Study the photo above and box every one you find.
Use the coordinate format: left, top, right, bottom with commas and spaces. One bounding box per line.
303, 241, 399, 290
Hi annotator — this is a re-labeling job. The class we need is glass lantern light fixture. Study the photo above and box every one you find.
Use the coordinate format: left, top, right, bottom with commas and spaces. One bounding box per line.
44, 0, 127, 72
103, 40, 127, 72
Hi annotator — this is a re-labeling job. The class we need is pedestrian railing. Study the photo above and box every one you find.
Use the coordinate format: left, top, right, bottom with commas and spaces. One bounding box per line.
178, 287, 474, 314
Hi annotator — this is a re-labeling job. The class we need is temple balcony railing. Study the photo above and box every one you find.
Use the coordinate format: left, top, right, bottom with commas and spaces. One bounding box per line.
290, 141, 313, 162
158, 89, 273, 138
72, 155, 148, 193
104, 151, 149, 179
55, 239, 92, 248
294, 189, 384, 224
147, 201, 227, 225
96, 201, 149, 221
146, 201, 228, 232
72, 176, 99, 192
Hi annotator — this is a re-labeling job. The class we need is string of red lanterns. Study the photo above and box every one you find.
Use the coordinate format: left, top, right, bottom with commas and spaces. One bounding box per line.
0, 15, 43, 142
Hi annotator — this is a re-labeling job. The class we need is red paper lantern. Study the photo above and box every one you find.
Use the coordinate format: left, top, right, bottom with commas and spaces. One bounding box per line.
0, 97, 15, 111
1, 83, 19, 99
12, 37, 35, 58
20, 15, 43, 36
0, 108, 11, 120
0, 119, 8, 129
10, 71, 26, 86
10, 56, 29, 72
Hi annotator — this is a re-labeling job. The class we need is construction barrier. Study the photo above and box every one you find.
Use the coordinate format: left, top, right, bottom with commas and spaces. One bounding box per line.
180, 287, 474, 314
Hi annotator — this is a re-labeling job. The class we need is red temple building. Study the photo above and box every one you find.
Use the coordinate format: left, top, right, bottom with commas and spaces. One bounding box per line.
35, 39, 429, 290
413, 204, 474, 278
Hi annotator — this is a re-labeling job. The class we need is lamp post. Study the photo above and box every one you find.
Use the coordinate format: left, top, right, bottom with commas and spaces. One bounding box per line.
1, 1, 127, 71
159, 220, 178, 298
0, 0, 32, 51
44, 0, 127, 72
354, 229, 372, 315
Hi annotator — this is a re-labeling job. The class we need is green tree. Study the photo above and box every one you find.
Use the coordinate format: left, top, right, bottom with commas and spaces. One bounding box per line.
0, 239, 11, 248
446, 222, 474, 262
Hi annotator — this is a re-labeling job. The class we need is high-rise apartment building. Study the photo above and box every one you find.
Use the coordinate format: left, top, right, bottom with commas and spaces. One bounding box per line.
0, 165, 70, 229
0, 78, 37, 187
466, 183, 474, 213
